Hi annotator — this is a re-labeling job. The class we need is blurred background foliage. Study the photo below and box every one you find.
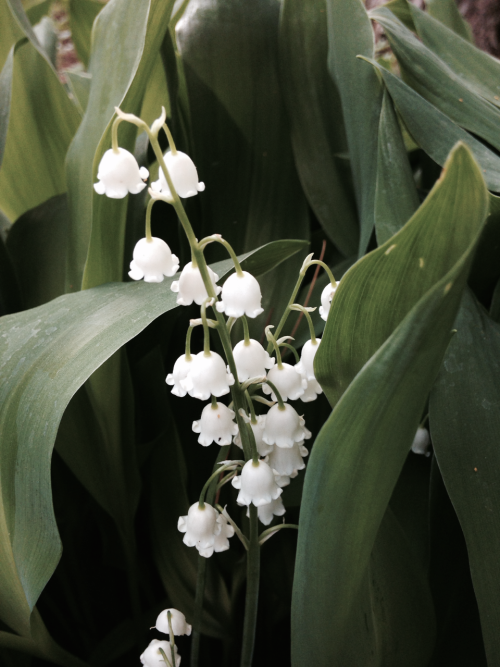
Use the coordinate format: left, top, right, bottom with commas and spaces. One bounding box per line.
0, 0, 500, 665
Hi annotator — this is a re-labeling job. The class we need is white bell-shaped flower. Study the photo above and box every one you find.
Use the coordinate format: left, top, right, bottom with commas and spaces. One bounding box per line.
171, 262, 221, 306
233, 413, 273, 457
151, 150, 205, 198
275, 470, 299, 487
177, 502, 221, 551
140, 639, 180, 667
156, 609, 192, 636
94, 148, 149, 199
300, 377, 323, 402
128, 237, 179, 283
319, 281, 339, 321
216, 271, 264, 318
182, 351, 235, 400
192, 402, 238, 446
267, 441, 308, 477
166, 354, 193, 397
232, 339, 274, 382
262, 364, 307, 402
231, 459, 282, 507
252, 497, 286, 526
262, 403, 312, 449
411, 426, 431, 457
295, 339, 321, 381
198, 512, 235, 557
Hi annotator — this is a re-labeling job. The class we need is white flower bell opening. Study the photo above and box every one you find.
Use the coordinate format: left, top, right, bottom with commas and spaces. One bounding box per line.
411, 426, 431, 457
140, 639, 180, 667
267, 441, 308, 477
182, 351, 235, 400
300, 378, 323, 402
178, 502, 221, 553
216, 271, 264, 318
128, 237, 179, 283
275, 470, 298, 488
171, 262, 221, 306
319, 282, 339, 321
94, 148, 149, 199
234, 413, 273, 457
192, 402, 238, 446
253, 497, 286, 526
151, 150, 205, 198
232, 339, 275, 382
295, 338, 321, 381
156, 609, 192, 637
199, 512, 235, 557
166, 354, 193, 397
232, 459, 282, 507
262, 403, 312, 449
262, 364, 307, 402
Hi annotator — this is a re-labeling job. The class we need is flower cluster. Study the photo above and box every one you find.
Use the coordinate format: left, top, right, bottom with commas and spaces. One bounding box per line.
140, 608, 191, 667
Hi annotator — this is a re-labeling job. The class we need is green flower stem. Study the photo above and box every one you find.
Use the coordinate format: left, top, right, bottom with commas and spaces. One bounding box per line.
241, 505, 260, 667
198, 234, 244, 276
305, 259, 337, 287
267, 271, 307, 356
162, 123, 177, 155
264, 380, 286, 410
290, 304, 317, 344
242, 315, 251, 344
185, 324, 194, 361
111, 115, 122, 153
259, 523, 299, 545
216, 504, 249, 550
265, 327, 283, 369
159, 648, 173, 667
145, 198, 155, 242
198, 461, 243, 507
167, 612, 177, 667
244, 390, 257, 424
200, 298, 212, 356
279, 342, 300, 363
210, 394, 218, 409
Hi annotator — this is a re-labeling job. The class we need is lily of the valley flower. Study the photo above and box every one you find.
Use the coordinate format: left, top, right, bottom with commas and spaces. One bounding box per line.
94, 148, 149, 199
199, 512, 235, 557
300, 377, 323, 402
192, 402, 238, 446
253, 497, 286, 526
178, 502, 221, 553
411, 426, 431, 457
233, 413, 273, 457
128, 237, 179, 283
151, 150, 205, 199
140, 639, 180, 667
262, 403, 312, 449
319, 281, 339, 321
182, 351, 235, 400
232, 339, 274, 382
156, 609, 192, 636
166, 354, 193, 397
267, 441, 308, 477
262, 363, 307, 402
295, 338, 321, 381
232, 459, 282, 507
216, 271, 264, 318
171, 262, 221, 306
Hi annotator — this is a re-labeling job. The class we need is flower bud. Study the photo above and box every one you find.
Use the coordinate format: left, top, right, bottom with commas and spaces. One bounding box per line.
182, 351, 235, 400
231, 459, 282, 507
94, 148, 149, 199
156, 609, 192, 636
411, 426, 431, 456
216, 271, 264, 318
234, 413, 273, 457
267, 441, 308, 477
319, 282, 339, 321
140, 639, 180, 667
262, 364, 307, 402
262, 403, 312, 449
166, 354, 193, 397
151, 150, 205, 198
192, 402, 238, 446
178, 502, 221, 551
171, 262, 221, 306
231, 339, 274, 382
128, 237, 179, 283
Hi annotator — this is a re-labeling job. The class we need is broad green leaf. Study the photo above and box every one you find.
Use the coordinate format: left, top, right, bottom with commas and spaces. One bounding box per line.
430, 289, 500, 665
425, 0, 473, 42
370, 8, 500, 154
279, 0, 358, 257
469, 194, 500, 304
325, 0, 383, 256
0, 43, 17, 169
293, 146, 488, 664
66, 71, 91, 114
408, 4, 500, 109
0, 240, 303, 615
0, 0, 23, 71
0, 39, 81, 220
4, 0, 59, 71
66, 0, 176, 292
316, 143, 489, 408
68, 0, 104, 68
371, 62, 500, 192
374, 89, 419, 245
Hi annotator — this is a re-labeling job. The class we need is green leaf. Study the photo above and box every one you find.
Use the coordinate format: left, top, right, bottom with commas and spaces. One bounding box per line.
425, 0, 473, 42
0, 43, 17, 169
371, 61, 500, 192
374, 89, 419, 245
0, 0, 23, 71
279, 0, 359, 257
0, 240, 304, 615
430, 289, 500, 665
408, 3, 500, 109
293, 145, 489, 664
325, 0, 383, 256
68, 0, 104, 68
66, 71, 91, 114
0, 39, 81, 220
370, 8, 500, 154
66, 0, 176, 292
